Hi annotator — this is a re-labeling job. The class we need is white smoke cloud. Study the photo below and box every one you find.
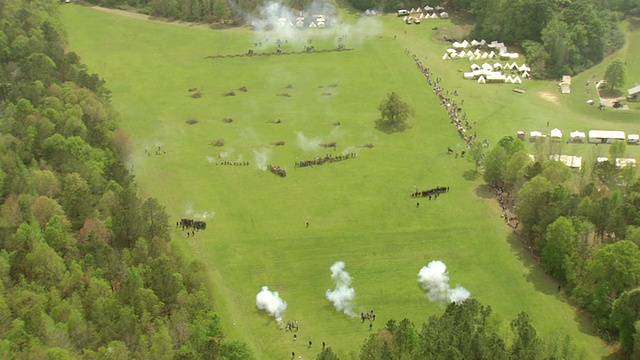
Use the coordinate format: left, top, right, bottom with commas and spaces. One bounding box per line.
325, 261, 357, 317
253, 148, 271, 170
183, 205, 216, 221
417, 261, 470, 304
296, 131, 322, 151
256, 286, 287, 323
193, 211, 215, 221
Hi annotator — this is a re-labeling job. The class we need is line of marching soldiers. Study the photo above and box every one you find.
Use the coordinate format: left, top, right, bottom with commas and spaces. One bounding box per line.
411, 186, 449, 198
295, 153, 357, 168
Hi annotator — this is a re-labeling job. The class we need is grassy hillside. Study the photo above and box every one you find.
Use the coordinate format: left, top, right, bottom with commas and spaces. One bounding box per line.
59, 4, 626, 358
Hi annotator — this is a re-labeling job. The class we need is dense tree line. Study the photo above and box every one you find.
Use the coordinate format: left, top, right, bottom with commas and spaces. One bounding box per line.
0, 0, 253, 358
482, 136, 640, 358
314, 299, 580, 360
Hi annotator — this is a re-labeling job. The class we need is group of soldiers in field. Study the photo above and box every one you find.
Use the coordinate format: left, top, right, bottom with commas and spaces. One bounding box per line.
268, 164, 287, 177
282, 320, 299, 332
411, 186, 449, 199
216, 161, 250, 166
177, 218, 207, 237
294, 152, 357, 168
361, 310, 376, 331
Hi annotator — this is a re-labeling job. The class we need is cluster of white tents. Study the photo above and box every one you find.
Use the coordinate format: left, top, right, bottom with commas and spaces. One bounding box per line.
442, 40, 520, 61
399, 6, 448, 20
463, 62, 531, 84
277, 15, 326, 28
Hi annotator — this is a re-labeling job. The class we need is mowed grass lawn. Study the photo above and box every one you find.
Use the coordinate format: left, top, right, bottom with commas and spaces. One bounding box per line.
61, 5, 619, 358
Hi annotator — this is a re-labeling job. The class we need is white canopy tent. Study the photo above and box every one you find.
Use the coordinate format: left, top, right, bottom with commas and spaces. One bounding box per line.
628, 134, 639, 144
477, 76, 486, 84
616, 158, 637, 168
570, 131, 586, 142
588, 130, 626, 144
550, 128, 563, 141
549, 155, 582, 169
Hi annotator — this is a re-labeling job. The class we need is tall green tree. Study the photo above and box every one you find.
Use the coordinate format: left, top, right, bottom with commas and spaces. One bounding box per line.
377, 92, 414, 132
573, 240, 640, 331
541, 216, 577, 282
604, 58, 627, 91
611, 288, 640, 355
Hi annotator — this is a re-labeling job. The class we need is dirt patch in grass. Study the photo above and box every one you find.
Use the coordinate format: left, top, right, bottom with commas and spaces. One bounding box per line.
538, 91, 560, 105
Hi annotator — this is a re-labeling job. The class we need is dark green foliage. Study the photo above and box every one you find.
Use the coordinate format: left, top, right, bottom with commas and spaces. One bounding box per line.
0, 0, 252, 358
377, 92, 414, 132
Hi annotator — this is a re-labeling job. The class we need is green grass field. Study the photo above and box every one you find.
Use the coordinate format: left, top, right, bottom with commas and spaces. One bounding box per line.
59, 4, 640, 358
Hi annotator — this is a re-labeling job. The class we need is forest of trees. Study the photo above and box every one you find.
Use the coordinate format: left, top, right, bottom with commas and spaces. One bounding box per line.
315, 299, 579, 360
481, 136, 640, 358
0, 0, 254, 358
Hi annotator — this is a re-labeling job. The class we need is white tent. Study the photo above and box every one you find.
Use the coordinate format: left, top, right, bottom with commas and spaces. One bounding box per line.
481, 62, 493, 71
470, 63, 481, 70
616, 158, 637, 168
481, 52, 489, 59
410, 8, 416, 13
424, 5, 433, 10
510, 62, 519, 69
477, 76, 486, 84
458, 50, 466, 57
309, 22, 317, 27
518, 64, 531, 72
471, 39, 480, 46
467, 54, 477, 61
418, 13, 424, 19
488, 51, 496, 58
450, 53, 459, 59
588, 130, 626, 144
463, 72, 475, 80
461, 40, 470, 48
570, 131, 586, 142
480, 39, 487, 46
440, 12, 449, 18
452, 41, 463, 48
513, 76, 522, 84
560, 81, 571, 94
430, 13, 438, 18
550, 155, 582, 169
628, 134, 639, 144
562, 75, 572, 83
505, 75, 514, 84
493, 62, 503, 70
530, 131, 543, 142
487, 73, 506, 82
442, 53, 450, 60
550, 128, 563, 140
522, 71, 530, 79
473, 49, 481, 56
446, 48, 457, 53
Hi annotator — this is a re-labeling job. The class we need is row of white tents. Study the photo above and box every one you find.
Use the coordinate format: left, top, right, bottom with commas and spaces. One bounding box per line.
407, 12, 447, 20
476, 74, 523, 84
463, 62, 531, 83
277, 16, 326, 28
407, 6, 445, 13
443, 49, 519, 61
542, 154, 637, 170
444, 40, 520, 61
470, 62, 530, 72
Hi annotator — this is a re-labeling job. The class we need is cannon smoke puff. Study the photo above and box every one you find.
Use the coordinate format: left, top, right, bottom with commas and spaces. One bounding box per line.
256, 286, 287, 322
325, 261, 357, 317
253, 148, 271, 170
417, 260, 470, 304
